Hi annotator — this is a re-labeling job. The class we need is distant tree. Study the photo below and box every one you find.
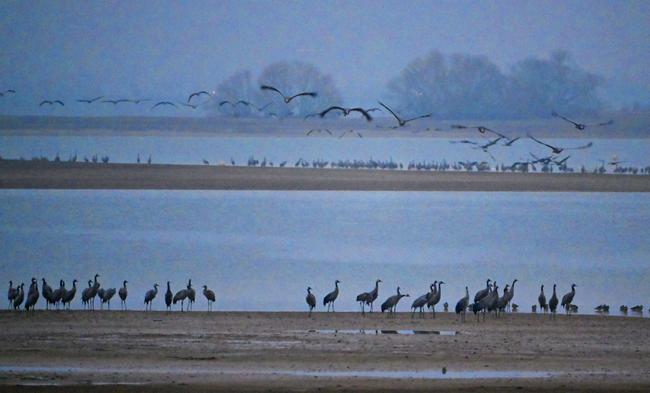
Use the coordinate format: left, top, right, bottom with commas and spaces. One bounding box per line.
257, 61, 342, 117
507, 50, 604, 118
387, 49, 605, 119
387, 51, 509, 119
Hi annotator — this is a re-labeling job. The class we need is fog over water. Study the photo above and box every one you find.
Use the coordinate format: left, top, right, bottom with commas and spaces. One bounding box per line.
1, 1, 649, 116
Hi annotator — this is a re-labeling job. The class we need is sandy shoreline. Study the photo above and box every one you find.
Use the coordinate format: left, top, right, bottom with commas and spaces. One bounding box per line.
1, 160, 649, 191
0, 311, 649, 392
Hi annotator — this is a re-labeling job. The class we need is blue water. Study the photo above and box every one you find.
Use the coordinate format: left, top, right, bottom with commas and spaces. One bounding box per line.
1, 190, 649, 312
1, 136, 649, 170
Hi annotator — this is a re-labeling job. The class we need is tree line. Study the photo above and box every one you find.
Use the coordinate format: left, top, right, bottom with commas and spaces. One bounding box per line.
206, 50, 605, 120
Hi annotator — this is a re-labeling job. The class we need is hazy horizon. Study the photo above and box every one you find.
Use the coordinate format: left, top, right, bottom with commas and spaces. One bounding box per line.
1, 1, 649, 117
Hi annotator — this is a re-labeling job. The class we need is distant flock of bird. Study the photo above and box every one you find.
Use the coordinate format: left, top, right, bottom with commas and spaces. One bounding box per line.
6, 275, 215, 312
2, 83, 639, 173
6, 276, 647, 321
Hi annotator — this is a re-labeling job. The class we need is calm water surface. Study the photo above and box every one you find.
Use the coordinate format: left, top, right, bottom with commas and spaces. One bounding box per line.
1, 191, 649, 312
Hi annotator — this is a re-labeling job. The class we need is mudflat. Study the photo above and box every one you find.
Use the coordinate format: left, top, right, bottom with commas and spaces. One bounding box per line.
1, 160, 650, 191
0, 310, 649, 392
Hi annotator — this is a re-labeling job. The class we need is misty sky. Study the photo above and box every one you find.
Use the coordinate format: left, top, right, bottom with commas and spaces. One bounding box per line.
1, 0, 648, 115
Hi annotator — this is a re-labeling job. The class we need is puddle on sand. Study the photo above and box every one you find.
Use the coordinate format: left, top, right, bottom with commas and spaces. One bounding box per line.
308, 329, 457, 336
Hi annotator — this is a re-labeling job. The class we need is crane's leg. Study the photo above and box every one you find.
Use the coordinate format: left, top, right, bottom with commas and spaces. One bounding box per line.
332, 302, 335, 312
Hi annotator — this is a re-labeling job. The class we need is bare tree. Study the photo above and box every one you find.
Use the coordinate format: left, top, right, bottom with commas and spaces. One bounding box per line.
387, 49, 604, 120
507, 50, 604, 117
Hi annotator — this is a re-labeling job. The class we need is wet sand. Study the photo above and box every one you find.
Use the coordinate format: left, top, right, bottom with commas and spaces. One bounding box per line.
1, 160, 649, 191
1, 311, 649, 392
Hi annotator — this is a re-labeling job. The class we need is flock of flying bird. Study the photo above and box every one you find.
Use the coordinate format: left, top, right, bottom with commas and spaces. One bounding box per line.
3, 83, 624, 171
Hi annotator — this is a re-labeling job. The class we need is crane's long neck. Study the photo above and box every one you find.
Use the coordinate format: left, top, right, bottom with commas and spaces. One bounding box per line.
465, 287, 469, 298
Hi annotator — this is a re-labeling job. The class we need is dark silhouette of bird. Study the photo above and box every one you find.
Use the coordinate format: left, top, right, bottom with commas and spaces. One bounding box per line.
119, 280, 128, 310
25, 278, 39, 311
129, 98, 151, 104
548, 284, 559, 319
186, 279, 196, 311
561, 284, 577, 315
319, 106, 373, 122
323, 280, 340, 312
538, 285, 547, 313
528, 134, 592, 154
306, 287, 316, 316
451, 124, 509, 139
260, 85, 317, 103
39, 100, 64, 107
101, 99, 130, 105
339, 130, 363, 139
357, 279, 382, 315
13, 284, 24, 310
551, 111, 613, 130
173, 287, 188, 312
77, 96, 104, 104
381, 286, 409, 317
455, 286, 470, 322
553, 156, 571, 166
8, 281, 19, 309
1, 89, 16, 96
219, 100, 251, 107
502, 137, 520, 146
152, 101, 177, 109
165, 282, 173, 311
187, 90, 212, 103
379, 102, 431, 127
474, 279, 491, 303
203, 285, 216, 311
306, 129, 333, 136
144, 283, 159, 311
51, 280, 65, 309
411, 283, 434, 318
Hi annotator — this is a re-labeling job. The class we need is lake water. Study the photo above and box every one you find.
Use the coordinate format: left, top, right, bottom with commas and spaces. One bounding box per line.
1, 190, 649, 313
1, 135, 649, 170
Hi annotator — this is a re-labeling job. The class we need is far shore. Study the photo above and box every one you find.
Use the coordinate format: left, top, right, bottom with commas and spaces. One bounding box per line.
1, 160, 649, 191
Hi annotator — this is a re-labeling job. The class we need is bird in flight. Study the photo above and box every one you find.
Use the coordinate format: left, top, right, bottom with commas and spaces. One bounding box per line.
151, 101, 177, 109
219, 100, 251, 107
77, 96, 104, 104
451, 124, 509, 139
129, 98, 151, 104
551, 111, 613, 130
187, 91, 212, 104
39, 100, 64, 107
553, 156, 571, 166
0, 89, 16, 96
528, 134, 593, 154
378, 102, 431, 127
319, 106, 373, 122
306, 129, 333, 136
102, 99, 131, 105
260, 85, 317, 103
502, 137, 520, 146
529, 153, 554, 165
338, 130, 363, 139
449, 139, 479, 145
